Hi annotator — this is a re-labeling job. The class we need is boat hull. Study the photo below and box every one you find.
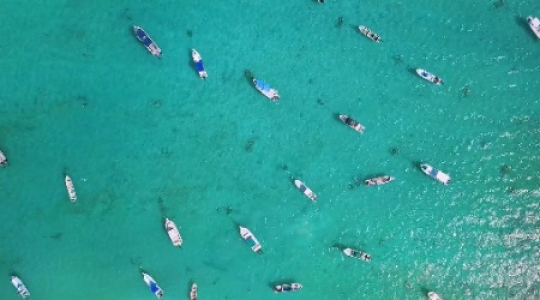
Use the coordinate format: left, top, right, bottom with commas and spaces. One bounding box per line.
527, 16, 540, 39
133, 26, 162, 57
358, 25, 381, 42
274, 283, 303, 293
339, 114, 365, 133
165, 218, 183, 247
428, 291, 443, 300
142, 272, 164, 298
416, 68, 443, 85
190, 283, 198, 300
253, 79, 279, 101
294, 180, 318, 202
365, 176, 395, 186
11, 276, 30, 299
240, 226, 262, 253
343, 247, 372, 262
65, 175, 77, 202
192, 49, 208, 79
420, 163, 451, 185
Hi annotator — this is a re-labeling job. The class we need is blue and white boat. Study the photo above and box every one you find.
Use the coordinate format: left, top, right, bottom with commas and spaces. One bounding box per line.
192, 49, 208, 79
133, 26, 162, 57
239, 226, 262, 253
11, 276, 30, 299
294, 180, 318, 202
142, 272, 164, 298
416, 69, 444, 85
253, 79, 279, 101
420, 163, 451, 185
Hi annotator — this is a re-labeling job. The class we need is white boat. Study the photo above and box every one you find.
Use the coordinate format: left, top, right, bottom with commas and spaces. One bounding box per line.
253, 78, 280, 101
365, 176, 395, 186
274, 283, 303, 293
428, 291, 443, 300
239, 226, 262, 253
294, 180, 318, 202
416, 69, 444, 85
0, 149, 7, 167
133, 26, 162, 57
192, 49, 208, 79
343, 247, 372, 262
11, 276, 30, 299
142, 272, 164, 298
420, 163, 451, 185
190, 283, 197, 300
65, 175, 77, 202
164, 217, 183, 247
527, 16, 540, 39
358, 25, 382, 42
339, 114, 365, 133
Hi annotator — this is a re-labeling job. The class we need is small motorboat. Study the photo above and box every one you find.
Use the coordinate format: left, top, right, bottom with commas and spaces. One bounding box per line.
274, 283, 303, 293
239, 226, 262, 253
0, 149, 7, 167
253, 78, 279, 101
420, 163, 451, 185
339, 114, 365, 133
416, 69, 444, 85
164, 217, 183, 247
343, 247, 372, 262
365, 176, 395, 186
294, 180, 318, 202
428, 291, 443, 300
358, 25, 382, 42
192, 49, 208, 79
11, 276, 30, 299
65, 175, 77, 202
142, 272, 164, 298
190, 283, 198, 300
527, 16, 540, 39
133, 26, 162, 57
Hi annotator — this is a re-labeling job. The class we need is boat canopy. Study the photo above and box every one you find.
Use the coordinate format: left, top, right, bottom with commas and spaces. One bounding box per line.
429, 168, 438, 178
195, 61, 205, 72
255, 79, 271, 92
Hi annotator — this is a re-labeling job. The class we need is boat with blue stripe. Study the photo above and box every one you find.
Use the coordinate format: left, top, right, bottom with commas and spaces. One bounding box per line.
239, 226, 262, 253
253, 78, 280, 101
142, 272, 164, 298
420, 163, 451, 185
191, 49, 208, 79
11, 276, 30, 299
133, 26, 162, 57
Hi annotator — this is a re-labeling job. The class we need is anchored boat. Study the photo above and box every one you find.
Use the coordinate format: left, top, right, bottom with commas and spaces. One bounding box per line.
420, 163, 451, 185
358, 25, 382, 42
165, 217, 183, 247
294, 180, 318, 202
339, 114, 365, 133
11, 276, 30, 299
416, 69, 444, 85
343, 247, 372, 262
190, 283, 198, 300
65, 175, 77, 202
192, 49, 208, 79
365, 176, 395, 186
133, 26, 162, 57
527, 16, 540, 39
253, 78, 279, 101
142, 272, 164, 298
274, 283, 303, 293
0, 149, 7, 167
428, 291, 443, 300
239, 226, 262, 253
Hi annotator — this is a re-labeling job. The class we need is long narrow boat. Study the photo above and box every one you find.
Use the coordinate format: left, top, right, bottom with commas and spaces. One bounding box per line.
339, 114, 365, 133
343, 247, 372, 262
164, 217, 183, 247
294, 180, 318, 202
192, 49, 208, 79
190, 283, 198, 300
65, 175, 77, 202
416, 69, 444, 85
365, 176, 395, 186
420, 163, 451, 185
274, 283, 303, 293
358, 25, 382, 42
142, 272, 164, 298
0, 149, 7, 167
527, 16, 540, 39
239, 226, 262, 253
11, 276, 30, 299
133, 26, 162, 57
253, 78, 280, 101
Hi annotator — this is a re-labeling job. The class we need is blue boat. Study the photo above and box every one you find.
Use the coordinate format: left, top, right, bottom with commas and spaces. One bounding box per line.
133, 26, 162, 57
191, 49, 208, 79
142, 272, 164, 298
253, 78, 279, 101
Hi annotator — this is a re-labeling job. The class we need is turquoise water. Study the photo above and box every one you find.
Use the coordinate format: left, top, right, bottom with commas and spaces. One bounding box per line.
1, 0, 540, 299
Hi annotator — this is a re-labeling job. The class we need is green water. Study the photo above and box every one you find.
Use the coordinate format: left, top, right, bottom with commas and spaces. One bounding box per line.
1, 0, 540, 299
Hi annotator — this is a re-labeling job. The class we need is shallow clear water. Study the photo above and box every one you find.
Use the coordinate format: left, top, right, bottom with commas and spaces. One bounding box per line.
1, 0, 540, 299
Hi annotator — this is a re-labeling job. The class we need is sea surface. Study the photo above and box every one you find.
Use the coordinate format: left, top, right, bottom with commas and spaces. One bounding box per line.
1, 0, 540, 299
